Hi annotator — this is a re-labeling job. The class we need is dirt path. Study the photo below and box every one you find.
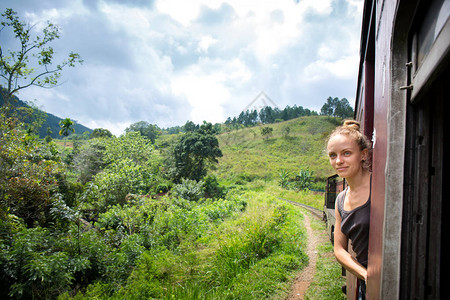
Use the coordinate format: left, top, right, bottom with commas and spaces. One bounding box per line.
287, 210, 325, 299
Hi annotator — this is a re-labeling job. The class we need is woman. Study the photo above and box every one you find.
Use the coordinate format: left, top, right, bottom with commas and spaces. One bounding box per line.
327, 120, 371, 299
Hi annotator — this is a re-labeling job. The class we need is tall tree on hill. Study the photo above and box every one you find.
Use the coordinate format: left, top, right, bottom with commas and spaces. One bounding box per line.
320, 97, 354, 119
59, 118, 74, 148
0, 8, 82, 108
172, 122, 222, 182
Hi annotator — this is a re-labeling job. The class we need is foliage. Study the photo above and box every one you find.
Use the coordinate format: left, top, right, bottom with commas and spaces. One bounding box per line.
0, 110, 66, 227
171, 122, 223, 182
203, 174, 226, 199
295, 168, 314, 190
320, 97, 354, 119
67, 189, 306, 299
77, 132, 161, 210
260, 126, 273, 139
1, 94, 343, 299
72, 138, 107, 184
282, 125, 291, 137
45, 127, 52, 143
0, 225, 83, 299
90, 128, 113, 139
171, 178, 205, 202
0, 8, 82, 107
278, 169, 291, 189
223, 104, 316, 131
102, 131, 154, 166
59, 118, 75, 148
125, 121, 161, 143
88, 158, 153, 209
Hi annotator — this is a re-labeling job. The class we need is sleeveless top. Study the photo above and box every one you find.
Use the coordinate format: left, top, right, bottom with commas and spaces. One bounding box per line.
336, 182, 371, 268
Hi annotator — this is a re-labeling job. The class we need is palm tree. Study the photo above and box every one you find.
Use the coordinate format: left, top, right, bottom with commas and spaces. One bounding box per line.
59, 118, 75, 148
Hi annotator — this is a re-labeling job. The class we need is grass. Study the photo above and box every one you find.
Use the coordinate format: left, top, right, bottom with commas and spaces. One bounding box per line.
244, 179, 325, 210
214, 116, 337, 186
304, 216, 346, 300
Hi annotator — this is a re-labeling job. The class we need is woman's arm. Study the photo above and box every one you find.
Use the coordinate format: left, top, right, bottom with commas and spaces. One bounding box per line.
334, 207, 367, 281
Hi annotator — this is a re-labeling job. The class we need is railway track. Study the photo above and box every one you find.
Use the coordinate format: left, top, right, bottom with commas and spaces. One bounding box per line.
278, 198, 324, 220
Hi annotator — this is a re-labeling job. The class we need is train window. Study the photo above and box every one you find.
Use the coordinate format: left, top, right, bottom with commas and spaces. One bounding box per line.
409, 0, 450, 102
417, 0, 450, 67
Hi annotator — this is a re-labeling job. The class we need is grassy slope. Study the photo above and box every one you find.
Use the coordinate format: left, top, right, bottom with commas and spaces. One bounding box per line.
214, 116, 339, 186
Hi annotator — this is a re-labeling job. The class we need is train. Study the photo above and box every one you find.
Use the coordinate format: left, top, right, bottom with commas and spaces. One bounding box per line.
323, 0, 448, 299
323, 174, 346, 245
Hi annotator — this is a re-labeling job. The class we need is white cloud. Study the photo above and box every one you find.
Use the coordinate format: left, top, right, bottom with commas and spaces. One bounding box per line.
197, 35, 217, 54
171, 57, 252, 124
24, 0, 90, 30
304, 55, 359, 81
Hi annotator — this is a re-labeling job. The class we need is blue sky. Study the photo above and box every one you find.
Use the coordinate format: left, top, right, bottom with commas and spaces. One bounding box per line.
1, 0, 363, 135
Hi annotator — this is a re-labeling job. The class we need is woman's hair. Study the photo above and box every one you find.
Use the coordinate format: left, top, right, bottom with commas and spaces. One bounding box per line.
327, 120, 372, 169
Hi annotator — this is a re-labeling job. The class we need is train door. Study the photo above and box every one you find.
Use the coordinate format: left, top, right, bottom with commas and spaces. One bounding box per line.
401, 0, 449, 298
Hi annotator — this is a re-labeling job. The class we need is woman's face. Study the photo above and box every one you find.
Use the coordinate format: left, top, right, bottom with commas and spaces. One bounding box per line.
327, 134, 367, 179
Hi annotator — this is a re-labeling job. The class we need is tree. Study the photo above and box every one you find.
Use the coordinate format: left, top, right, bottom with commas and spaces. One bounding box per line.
125, 121, 161, 143
320, 97, 354, 119
282, 126, 291, 138
59, 118, 74, 147
45, 126, 52, 143
260, 126, 273, 139
334, 98, 354, 119
172, 123, 222, 182
320, 97, 338, 116
183, 120, 199, 132
90, 128, 113, 139
0, 8, 82, 107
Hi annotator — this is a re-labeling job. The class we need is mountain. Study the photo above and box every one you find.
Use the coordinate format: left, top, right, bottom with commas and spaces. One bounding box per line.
0, 91, 93, 139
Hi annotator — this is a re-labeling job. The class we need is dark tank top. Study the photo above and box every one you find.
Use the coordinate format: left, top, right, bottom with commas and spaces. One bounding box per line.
336, 184, 371, 268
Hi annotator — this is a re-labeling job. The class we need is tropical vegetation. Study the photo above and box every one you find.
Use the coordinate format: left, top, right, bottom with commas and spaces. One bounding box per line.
1, 8, 348, 300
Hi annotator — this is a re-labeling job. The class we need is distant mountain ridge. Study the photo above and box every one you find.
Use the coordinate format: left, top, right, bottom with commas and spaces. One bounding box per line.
0, 91, 93, 139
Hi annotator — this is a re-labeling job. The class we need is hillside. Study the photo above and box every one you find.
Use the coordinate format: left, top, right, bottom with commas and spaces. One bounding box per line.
0, 91, 93, 138
213, 116, 340, 187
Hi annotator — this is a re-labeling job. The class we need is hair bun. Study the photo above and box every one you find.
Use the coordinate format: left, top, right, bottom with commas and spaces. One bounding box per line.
343, 120, 361, 132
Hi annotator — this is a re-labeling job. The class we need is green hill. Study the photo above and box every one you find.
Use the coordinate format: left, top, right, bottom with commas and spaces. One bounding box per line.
0, 91, 93, 138
213, 116, 340, 188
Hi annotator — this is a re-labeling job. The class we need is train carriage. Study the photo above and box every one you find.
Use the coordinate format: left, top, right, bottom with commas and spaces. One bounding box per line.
350, 0, 448, 299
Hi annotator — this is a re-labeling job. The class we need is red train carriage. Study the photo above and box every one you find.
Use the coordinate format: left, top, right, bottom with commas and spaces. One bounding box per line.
353, 0, 448, 299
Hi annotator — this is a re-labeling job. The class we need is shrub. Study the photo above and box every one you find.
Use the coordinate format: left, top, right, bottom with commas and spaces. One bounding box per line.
0, 225, 89, 299
278, 169, 291, 189
89, 158, 154, 210
295, 168, 314, 190
172, 178, 204, 202
203, 174, 226, 199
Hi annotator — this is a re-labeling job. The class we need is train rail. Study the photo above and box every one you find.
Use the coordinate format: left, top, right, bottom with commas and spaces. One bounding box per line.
279, 198, 324, 220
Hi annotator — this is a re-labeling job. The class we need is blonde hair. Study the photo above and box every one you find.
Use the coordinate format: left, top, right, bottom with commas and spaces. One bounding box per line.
327, 119, 372, 169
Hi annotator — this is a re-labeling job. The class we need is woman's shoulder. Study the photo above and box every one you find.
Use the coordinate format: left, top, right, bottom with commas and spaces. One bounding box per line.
336, 189, 347, 201
336, 189, 347, 213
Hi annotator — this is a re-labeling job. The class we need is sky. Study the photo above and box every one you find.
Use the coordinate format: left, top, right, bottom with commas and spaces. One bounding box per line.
1, 0, 364, 136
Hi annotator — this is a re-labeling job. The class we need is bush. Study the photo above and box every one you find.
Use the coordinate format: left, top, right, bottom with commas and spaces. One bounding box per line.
0, 225, 89, 299
172, 178, 204, 202
89, 158, 154, 210
278, 169, 291, 189
295, 168, 314, 190
203, 175, 226, 199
